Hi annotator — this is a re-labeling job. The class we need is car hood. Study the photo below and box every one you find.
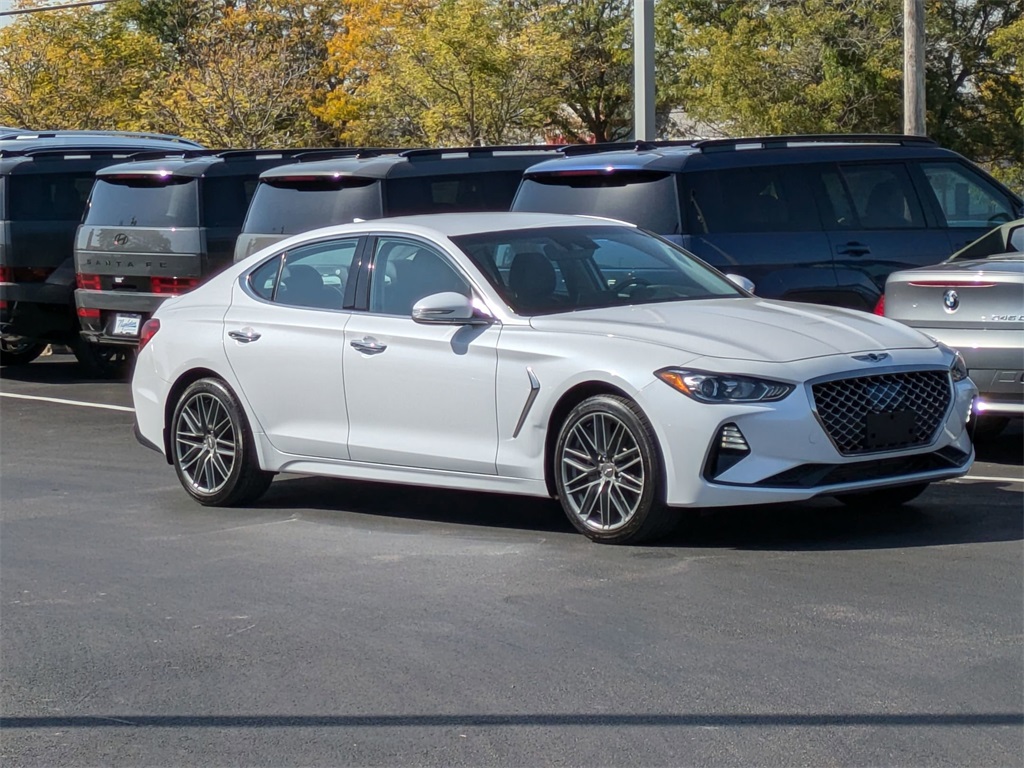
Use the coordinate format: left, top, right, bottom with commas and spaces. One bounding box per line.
528, 298, 935, 363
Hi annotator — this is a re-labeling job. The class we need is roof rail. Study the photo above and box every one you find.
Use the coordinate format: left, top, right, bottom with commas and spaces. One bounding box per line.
399, 144, 563, 160
125, 148, 221, 162
215, 148, 319, 161
558, 139, 698, 157
0, 129, 202, 146
693, 134, 938, 152
294, 147, 404, 163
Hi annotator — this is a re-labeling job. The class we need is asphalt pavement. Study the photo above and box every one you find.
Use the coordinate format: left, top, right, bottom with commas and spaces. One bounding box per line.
1, 355, 1021, 767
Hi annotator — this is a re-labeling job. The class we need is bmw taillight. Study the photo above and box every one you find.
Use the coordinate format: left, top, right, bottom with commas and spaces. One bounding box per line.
873, 294, 885, 316
77, 273, 102, 290
151, 276, 199, 295
139, 318, 160, 351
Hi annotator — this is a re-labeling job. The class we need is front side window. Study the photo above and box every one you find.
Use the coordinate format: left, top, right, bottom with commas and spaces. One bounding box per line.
368, 238, 470, 315
247, 238, 358, 310
921, 161, 1015, 228
452, 225, 743, 315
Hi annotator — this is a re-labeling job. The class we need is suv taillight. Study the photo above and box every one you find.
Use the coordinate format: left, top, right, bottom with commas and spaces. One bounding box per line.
873, 295, 885, 316
151, 276, 199, 295
139, 318, 160, 351
77, 273, 102, 290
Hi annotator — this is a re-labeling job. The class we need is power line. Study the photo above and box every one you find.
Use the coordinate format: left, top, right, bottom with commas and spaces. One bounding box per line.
0, 0, 116, 16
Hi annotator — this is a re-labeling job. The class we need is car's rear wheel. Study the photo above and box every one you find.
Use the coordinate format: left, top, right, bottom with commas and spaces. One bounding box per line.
73, 339, 133, 379
835, 482, 930, 509
554, 394, 676, 544
0, 335, 47, 366
171, 378, 273, 506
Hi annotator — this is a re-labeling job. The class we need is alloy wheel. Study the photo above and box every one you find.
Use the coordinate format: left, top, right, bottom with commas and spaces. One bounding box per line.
174, 392, 238, 495
559, 411, 645, 532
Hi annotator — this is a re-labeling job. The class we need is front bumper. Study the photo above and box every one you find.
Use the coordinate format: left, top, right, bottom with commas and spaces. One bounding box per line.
643, 365, 976, 508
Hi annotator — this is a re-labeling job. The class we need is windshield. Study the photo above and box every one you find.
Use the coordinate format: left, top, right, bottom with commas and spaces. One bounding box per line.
451, 224, 743, 315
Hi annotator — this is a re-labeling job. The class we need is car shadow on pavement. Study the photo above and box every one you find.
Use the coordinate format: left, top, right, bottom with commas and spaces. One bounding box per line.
0, 354, 132, 385
258, 473, 1022, 552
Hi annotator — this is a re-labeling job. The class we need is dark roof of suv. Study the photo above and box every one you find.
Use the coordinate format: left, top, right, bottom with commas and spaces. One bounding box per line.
93, 149, 311, 180
259, 146, 564, 181
521, 134, 971, 175
0, 130, 202, 152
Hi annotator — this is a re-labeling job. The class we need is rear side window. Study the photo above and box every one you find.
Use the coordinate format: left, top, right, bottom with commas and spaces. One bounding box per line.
514, 171, 681, 234
920, 161, 1016, 228
242, 177, 381, 235
682, 166, 820, 233
384, 171, 525, 214
85, 176, 198, 227
202, 177, 260, 228
7, 172, 96, 222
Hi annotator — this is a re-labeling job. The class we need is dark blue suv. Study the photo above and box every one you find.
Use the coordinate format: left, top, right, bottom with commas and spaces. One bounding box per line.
511, 135, 1023, 310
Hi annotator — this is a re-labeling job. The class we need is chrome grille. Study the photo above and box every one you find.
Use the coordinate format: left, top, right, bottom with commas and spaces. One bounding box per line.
812, 370, 952, 455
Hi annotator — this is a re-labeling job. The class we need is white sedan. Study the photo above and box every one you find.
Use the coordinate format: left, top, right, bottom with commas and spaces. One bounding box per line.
132, 213, 976, 544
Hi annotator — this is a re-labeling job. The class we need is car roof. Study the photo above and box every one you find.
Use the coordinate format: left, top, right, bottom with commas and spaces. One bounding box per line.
521, 134, 962, 174
284, 212, 635, 239
93, 150, 311, 179
260, 146, 564, 180
0, 131, 202, 151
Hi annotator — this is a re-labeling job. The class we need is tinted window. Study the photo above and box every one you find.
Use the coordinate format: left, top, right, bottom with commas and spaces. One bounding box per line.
242, 177, 381, 235
249, 255, 282, 300
682, 166, 820, 233
833, 164, 925, 229
7, 172, 96, 222
452, 225, 741, 315
514, 172, 681, 234
385, 171, 524, 214
369, 238, 469, 315
86, 176, 198, 227
202, 177, 260, 228
921, 161, 1015, 228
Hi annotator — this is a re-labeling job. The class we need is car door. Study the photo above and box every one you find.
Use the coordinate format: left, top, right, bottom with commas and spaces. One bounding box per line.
342, 236, 501, 474
817, 162, 952, 309
223, 236, 362, 460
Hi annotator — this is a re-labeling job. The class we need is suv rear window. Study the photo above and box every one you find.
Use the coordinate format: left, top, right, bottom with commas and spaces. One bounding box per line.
242, 176, 381, 235
86, 176, 199, 227
6, 172, 96, 222
515, 171, 681, 234
385, 171, 525, 214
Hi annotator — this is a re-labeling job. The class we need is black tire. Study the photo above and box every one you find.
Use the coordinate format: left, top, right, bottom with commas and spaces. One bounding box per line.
835, 482, 930, 509
73, 339, 134, 379
971, 415, 1009, 441
553, 394, 676, 544
0, 335, 47, 366
170, 377, 273, 506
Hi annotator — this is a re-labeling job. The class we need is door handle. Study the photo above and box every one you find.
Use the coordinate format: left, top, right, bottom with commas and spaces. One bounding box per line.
837, 242, 871, 257
350, 337, 387, 354
228, 328, 261, 343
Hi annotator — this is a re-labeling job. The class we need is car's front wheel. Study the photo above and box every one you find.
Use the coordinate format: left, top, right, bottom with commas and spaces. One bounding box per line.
554, 394, 676, 544
170, 378, 273, 506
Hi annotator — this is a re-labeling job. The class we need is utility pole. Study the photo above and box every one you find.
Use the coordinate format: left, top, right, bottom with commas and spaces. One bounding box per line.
904, 0, 926, 136
634, 0, 655, 141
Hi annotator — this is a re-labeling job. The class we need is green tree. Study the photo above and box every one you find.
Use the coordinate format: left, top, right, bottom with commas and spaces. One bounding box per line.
318, 0, 567, 146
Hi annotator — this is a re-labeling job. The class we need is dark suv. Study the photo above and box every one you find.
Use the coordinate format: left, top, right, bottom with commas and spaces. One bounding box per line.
0, 131, 202, 366
74, 149, 304, 373
511, 135, 1023, 310
234, 146, 561, 261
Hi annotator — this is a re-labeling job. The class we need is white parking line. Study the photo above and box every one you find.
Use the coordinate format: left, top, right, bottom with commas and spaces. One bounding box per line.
958, 475, 1024, 484
0, 392, 135, 413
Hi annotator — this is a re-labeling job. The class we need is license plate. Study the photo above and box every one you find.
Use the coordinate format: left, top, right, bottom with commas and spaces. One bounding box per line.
112, 313, 142, 337
865, 411, 917, 449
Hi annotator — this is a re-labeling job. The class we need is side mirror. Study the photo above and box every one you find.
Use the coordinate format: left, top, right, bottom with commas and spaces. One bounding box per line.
412, 292, 490, 325
726, 273, 756, 294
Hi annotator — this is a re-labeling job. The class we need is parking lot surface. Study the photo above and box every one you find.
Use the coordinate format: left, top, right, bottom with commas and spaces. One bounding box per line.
1, 356, 1021, 767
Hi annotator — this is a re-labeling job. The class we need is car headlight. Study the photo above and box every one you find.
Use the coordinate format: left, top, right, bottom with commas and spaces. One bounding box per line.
934, 341, 969, 382
655, 368, 794, 403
